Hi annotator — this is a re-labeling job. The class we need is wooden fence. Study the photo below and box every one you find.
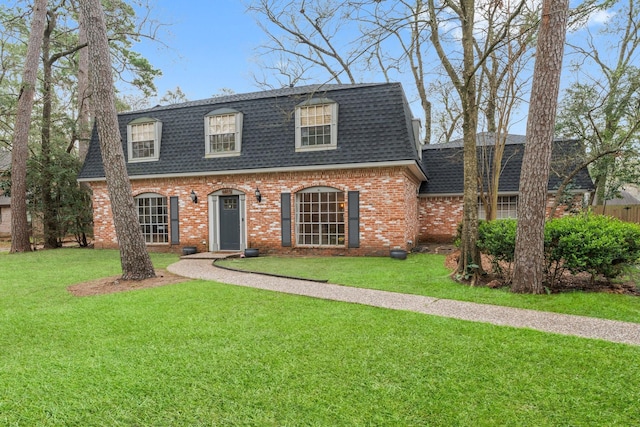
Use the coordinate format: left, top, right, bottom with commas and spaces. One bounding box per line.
592, 205, 640, 223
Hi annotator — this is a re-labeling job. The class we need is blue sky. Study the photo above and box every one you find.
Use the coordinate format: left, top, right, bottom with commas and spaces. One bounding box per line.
134, 1, 265, 101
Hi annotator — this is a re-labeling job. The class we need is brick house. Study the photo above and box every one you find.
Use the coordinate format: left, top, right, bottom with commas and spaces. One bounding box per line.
77, 83, 593, 254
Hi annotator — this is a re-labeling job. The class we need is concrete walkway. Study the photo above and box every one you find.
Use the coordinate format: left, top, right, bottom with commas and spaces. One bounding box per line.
167, 258, 640, 346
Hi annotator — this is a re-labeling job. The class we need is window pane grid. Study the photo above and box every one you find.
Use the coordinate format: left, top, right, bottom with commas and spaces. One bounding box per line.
296, 190, 345, 246
300, 105, 332, 146
478, 196, 518, 220
137, 196, 168, 243
131, 123, 155, 159
208, 114, 237, 152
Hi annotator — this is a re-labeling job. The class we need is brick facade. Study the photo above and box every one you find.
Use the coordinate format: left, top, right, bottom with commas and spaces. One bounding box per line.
417, 194, 585, 243
88, 166, 422, 256
418, 196, 464, 243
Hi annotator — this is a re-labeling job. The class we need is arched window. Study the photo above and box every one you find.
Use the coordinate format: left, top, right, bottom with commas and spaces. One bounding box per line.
135, 193, 168, 244
296, 187, 345, 246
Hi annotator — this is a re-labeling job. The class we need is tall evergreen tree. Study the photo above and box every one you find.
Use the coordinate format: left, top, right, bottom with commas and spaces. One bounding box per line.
10, 0, 47, 253
512, 0, 569, 293
79, 0, 155, 280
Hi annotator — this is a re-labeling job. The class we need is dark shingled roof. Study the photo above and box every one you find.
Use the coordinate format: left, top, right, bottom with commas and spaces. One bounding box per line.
78, 83, 422, 180
419, 133, 594, 195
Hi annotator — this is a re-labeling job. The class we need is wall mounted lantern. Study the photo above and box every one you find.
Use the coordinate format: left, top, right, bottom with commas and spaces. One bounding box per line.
255, 188, 262, 203
190, 190, 198, 204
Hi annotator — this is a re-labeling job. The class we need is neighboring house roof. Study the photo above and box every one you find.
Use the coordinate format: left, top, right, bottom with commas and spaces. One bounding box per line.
419, 132, 594, 195
78, 83, 424, 181
0, 151, 10, 171
603, 190, 640, 205
0, 151, 10, 201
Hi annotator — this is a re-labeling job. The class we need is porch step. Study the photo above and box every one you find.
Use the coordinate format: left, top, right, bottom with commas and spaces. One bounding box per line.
180, 252, 241, 260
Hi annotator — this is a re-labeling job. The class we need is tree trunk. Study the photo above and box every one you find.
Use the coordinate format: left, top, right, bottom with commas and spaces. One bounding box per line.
455, 0, 483, 284
10, 0, 48, 253
74, 4, 91, 161
41, 11, 60, 249
79, 0, 155, 280
512, 0, 568, 294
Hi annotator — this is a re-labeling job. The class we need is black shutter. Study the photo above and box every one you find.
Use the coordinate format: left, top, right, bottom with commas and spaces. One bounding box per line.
170, 196, 179, 245
348, 191, 359, 248
281, 193, 291, 247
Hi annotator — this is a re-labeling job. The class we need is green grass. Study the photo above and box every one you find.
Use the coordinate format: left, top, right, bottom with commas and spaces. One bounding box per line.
1, 249, 640, 425
217, 254, 640, 323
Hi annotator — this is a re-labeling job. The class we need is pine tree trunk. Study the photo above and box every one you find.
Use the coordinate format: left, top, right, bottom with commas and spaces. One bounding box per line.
75, 4, 91, 161
512, 0, 568, 293
42, 11, 60, 249
79, 0, 155, 280
10, 0, 48, 253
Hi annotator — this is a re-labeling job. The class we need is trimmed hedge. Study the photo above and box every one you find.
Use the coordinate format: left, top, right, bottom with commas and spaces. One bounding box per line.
477, 213, 640, 283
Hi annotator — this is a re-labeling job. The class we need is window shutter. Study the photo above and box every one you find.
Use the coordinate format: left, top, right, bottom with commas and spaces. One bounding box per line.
348, 191, 359, 248
281, 193, 291, 247
170, 196, 179, 245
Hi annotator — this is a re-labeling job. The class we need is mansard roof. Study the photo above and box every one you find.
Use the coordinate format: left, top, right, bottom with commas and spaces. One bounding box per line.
78, 83, 424, 181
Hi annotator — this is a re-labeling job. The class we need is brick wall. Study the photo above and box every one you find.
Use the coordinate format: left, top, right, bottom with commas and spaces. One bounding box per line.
418, 196, 464, 243
88, 166, 421, 256
417, 193, 585, 244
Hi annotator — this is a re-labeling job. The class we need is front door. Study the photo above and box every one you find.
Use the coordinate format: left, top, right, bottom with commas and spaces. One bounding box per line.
219, 195, 240, 250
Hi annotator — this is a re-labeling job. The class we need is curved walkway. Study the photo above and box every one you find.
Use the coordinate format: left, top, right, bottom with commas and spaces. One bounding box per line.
168, 258, 640, 346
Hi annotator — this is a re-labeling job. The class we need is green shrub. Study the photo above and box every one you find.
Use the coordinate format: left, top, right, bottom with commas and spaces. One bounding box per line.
545, 213, 640, 280
477, 219, 517, 278
476, 214, 640, 284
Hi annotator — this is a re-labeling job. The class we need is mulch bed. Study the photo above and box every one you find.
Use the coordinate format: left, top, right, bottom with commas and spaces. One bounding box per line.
67, 269, 189, 297
445, 250, 640, 295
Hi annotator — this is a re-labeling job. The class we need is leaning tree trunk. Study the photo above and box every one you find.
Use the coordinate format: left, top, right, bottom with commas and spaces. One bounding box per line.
512, 0, 568, 294
10, 0, 48, 253
79, 0, 155, 280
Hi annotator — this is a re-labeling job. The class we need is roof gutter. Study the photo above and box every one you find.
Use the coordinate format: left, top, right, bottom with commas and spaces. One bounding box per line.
419, 189, 592, 197
78, 160, 427, 183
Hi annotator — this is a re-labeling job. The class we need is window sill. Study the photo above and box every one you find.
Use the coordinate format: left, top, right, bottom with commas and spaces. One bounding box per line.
205, 151, 241, 158
295, 244, 346, 248
295, 145, 337, 153
128, 157, 160, 163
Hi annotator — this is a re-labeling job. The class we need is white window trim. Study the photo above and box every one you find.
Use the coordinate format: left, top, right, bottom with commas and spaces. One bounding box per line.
204, 108, 243, 158
295, 98, 338, 152
126, 118, 162, 163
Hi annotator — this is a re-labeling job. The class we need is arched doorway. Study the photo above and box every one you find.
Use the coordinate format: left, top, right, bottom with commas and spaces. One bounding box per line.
208, 189, 246, 252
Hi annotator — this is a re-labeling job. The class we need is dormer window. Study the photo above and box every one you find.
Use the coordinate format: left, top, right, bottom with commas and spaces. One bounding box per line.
205, 108, 243, 157
295, 98, 338, 151
127, 117, 162, 162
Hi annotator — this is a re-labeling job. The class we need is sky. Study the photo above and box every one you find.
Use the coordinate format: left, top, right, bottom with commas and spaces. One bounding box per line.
133, 1, 267, 102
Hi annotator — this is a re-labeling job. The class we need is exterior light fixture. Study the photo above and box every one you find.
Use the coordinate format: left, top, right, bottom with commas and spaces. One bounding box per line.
255, 188, 262, 203
190, 190, 198, 203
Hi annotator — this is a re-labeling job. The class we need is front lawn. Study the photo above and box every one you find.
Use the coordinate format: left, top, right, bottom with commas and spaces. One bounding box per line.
217, 254, 640, 323
1, 249, 639, 425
